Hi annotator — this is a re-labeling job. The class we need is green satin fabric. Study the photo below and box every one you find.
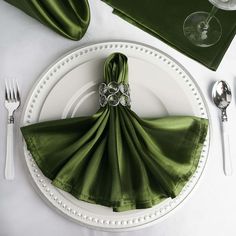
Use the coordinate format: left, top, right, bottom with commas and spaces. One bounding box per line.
4, 0, 90, 40
102, 0, 236, 70
21, 53, 208, 212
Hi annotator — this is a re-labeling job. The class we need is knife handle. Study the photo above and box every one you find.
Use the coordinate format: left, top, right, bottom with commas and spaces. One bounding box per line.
222, 121, 232, 176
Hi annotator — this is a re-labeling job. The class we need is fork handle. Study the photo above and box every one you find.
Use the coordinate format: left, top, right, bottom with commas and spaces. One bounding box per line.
5, 123, 14, 180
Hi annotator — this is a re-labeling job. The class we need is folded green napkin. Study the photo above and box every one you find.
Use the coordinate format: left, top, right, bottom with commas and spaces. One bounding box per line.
102, 0, 236, 70
21, 53, 208, 212
4, 0, 90, 40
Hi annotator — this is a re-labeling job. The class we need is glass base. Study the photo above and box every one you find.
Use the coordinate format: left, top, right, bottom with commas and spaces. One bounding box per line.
183, 11, 222, 47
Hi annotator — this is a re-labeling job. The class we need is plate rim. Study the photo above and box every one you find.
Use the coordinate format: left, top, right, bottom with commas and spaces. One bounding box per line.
20, 40, 212, 231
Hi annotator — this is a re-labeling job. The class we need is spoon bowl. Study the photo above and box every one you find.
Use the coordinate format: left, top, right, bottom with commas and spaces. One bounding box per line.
212, 80, 232, 113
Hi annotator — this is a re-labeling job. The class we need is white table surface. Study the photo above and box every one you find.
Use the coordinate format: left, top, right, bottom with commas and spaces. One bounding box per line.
1, 0, 236, 235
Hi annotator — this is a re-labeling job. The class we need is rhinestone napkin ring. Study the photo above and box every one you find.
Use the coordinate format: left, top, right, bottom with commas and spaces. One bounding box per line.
99, 82, 131, 107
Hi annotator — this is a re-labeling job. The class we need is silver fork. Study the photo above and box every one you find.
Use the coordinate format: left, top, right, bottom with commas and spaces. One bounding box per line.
4, 80, 20, 180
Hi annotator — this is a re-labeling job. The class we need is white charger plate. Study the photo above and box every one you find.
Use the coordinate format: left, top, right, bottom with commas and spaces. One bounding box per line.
21, 41, 210, 231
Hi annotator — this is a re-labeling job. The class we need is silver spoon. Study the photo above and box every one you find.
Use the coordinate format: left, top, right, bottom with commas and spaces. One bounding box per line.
212, 80, 232, 176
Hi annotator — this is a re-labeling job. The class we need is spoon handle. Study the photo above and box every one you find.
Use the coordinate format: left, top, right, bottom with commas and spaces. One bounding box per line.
222, 121, 232, 176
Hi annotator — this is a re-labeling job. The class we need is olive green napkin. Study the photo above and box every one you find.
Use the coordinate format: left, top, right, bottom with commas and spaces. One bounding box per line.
21, 53, 208, 212
102, 0, 236, 70
4, 0, 90, 40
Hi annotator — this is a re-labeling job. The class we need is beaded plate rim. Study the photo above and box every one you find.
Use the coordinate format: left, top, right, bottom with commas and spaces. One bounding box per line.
20, 41, 210, 231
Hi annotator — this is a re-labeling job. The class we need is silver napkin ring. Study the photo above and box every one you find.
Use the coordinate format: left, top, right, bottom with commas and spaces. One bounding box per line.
99, 82, 131, 107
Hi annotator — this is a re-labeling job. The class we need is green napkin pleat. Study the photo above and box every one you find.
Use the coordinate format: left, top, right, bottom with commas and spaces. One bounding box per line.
4, 0, 90, 40
102, 0, 236, 70
21, 53, 208, 212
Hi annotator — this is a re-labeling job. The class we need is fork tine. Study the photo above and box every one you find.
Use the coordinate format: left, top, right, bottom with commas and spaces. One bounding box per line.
16, 81, 20, 102
5, 84, 8, 101
5, 81, 10, 102
10, 82, 14, 102
12, 80, 17, 102
8, 83, 11, 101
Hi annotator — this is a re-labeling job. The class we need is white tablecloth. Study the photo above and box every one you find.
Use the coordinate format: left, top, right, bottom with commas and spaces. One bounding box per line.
1, 0, 236, 235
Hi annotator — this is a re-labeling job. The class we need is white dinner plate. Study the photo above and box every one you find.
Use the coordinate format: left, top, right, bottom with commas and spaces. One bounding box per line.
21, 41, 210, 231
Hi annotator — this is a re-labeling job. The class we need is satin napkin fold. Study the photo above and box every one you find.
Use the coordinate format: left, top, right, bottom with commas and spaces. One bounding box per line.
102, 0, 236, 70
4, 0, 90, 40
21, 53, 208, 212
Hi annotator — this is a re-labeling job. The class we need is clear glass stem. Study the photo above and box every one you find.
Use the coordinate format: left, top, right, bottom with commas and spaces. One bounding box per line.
205, 5, 218, 26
